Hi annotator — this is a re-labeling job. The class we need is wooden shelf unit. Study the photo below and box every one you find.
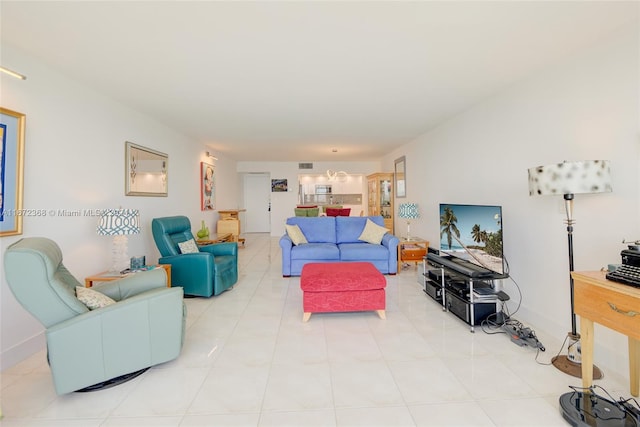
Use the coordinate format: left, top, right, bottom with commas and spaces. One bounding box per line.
366, 172, 394, 233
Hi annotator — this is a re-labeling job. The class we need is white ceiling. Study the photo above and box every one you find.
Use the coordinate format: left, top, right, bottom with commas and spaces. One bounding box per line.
1, 1, 637, 161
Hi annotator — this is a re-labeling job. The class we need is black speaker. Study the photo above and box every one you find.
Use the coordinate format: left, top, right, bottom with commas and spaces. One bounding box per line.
424, 280, 443, 301
445, 293, 495, 325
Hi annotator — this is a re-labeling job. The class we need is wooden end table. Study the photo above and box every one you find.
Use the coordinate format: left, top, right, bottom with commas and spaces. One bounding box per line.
573, 271, 640, 397
196, 233, 233, 245
397, 237, 429, 271
85, 264, 171, 288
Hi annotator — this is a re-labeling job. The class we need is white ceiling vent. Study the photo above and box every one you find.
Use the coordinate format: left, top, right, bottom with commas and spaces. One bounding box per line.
298, 163, 313, 170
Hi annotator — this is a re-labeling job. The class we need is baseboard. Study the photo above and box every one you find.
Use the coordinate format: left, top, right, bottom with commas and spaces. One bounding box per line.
0, 332, 45, 371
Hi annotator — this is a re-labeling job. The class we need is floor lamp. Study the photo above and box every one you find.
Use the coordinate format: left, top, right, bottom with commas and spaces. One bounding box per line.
97, 208, 140, 273
528, 160, 612, 378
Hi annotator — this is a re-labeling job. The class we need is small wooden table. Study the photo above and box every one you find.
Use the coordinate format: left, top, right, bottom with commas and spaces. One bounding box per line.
397, 237, 429, 271
196, 233, 233, 245
85, 264, 171, 288
572, 271, 640, 397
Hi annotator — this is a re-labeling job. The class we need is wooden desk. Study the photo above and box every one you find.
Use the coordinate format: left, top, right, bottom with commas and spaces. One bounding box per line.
397, 237, 429, 271
572, 271, 640, 396
85, 264, 171, 288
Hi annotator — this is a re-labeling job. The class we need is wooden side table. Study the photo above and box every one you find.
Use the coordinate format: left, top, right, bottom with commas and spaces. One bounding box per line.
196, 233, 233, 245
573, 270, 640, 397
397, 238, 429, 271
85, 264, 171, 288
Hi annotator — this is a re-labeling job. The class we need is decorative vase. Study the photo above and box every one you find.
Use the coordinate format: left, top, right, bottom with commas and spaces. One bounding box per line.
196, 220, 209, 239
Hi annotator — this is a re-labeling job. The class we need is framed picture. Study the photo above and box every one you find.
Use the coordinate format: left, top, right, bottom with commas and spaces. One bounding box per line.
271, 179, 287, 192
394, 156, 406, 198
201, 162, 215, 210
125, 141, 168, 196
0, 107, 26, 237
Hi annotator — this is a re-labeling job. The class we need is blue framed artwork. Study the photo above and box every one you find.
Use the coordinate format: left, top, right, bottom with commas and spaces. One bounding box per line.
0, 107, 25, 236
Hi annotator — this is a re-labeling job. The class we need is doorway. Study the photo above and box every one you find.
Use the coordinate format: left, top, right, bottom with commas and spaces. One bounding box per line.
243, 173, 271, 233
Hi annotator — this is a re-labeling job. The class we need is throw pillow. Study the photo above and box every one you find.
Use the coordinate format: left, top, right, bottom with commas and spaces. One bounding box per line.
326, 208, 341, 217
285, 224, 308, 245
358, 218, 389, 244
76, 286, 116, 310
178, 238, 199, 254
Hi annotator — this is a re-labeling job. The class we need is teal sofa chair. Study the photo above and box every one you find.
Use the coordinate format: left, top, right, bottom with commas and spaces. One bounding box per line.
152, 216, 238, 297
3, 237, 186, 395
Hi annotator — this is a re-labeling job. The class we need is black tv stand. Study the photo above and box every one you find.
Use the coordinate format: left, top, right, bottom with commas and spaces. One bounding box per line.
422, 254, 509, 332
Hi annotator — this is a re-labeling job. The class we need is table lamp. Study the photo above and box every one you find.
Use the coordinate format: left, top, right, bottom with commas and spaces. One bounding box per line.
528, 160, 611, 378
398, 203, 419, 241
97, 208, 140, 273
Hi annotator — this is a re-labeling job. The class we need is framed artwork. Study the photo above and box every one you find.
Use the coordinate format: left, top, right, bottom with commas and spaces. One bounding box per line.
271, 179, 287, 192
201, 162, 215, 210
394, 156, 406, 198
125, 141, 168, 196
0, 107, 26, 237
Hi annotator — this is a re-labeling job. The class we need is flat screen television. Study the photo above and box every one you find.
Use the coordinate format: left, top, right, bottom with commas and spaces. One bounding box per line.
439, 203, 505, 275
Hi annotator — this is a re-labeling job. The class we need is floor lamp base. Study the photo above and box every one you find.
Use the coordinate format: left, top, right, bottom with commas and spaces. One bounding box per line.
551, 355, 603, 379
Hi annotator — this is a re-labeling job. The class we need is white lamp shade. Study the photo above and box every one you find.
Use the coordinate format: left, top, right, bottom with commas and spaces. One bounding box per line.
528, 160, 612, 196
398, 203, 419, 219
97, 209, 140, 235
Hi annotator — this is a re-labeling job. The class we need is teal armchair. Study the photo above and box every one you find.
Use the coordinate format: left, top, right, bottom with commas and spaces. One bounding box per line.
3, 237, 186, 395
152, 216, 238, 297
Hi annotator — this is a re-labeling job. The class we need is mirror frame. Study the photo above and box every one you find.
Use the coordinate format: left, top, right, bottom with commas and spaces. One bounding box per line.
125, 141, 168, 197
394, 156, 406, 198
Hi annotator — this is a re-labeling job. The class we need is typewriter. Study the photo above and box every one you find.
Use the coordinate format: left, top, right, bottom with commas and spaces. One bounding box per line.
606, 248, 640, 288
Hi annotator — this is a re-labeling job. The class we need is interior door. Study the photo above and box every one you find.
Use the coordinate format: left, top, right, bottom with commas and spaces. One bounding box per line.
243, 173, 271, 232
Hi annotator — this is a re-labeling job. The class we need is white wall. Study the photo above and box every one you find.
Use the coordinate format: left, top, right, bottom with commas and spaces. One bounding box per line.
383, 23, 639, 381
0, 45, 240, 369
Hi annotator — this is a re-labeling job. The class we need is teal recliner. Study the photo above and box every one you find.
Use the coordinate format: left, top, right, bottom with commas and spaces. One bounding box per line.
3, 237, 186, 395
152, 216, 238, 297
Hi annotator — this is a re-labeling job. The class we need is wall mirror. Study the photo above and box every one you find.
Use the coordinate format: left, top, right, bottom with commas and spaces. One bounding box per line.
125, 141, 168, 196
394, 156, 406, 198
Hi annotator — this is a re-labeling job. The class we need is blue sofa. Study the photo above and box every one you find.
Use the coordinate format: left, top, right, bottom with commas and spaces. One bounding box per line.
279, 216, 399, 277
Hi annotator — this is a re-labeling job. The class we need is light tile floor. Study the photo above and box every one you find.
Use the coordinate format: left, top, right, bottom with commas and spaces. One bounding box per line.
1, 234, 633, 426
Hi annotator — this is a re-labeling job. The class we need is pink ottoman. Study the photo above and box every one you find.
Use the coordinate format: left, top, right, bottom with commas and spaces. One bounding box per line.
300, 262, 387, 322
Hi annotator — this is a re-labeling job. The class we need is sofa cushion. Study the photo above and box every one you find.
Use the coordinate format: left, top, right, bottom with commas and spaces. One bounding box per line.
336, 216, 385, 244
339, 242, 390, 261
300, 262, 386, 291
178, 239, 199, 254
358, 218, 389, 244
76, 286, 116, 310
290, 243, 340, 260
286, 217, 336, 243
285, 224, 308, 245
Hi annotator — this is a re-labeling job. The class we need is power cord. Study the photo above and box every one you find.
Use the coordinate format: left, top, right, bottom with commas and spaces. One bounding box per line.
480, 262, 546, 358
